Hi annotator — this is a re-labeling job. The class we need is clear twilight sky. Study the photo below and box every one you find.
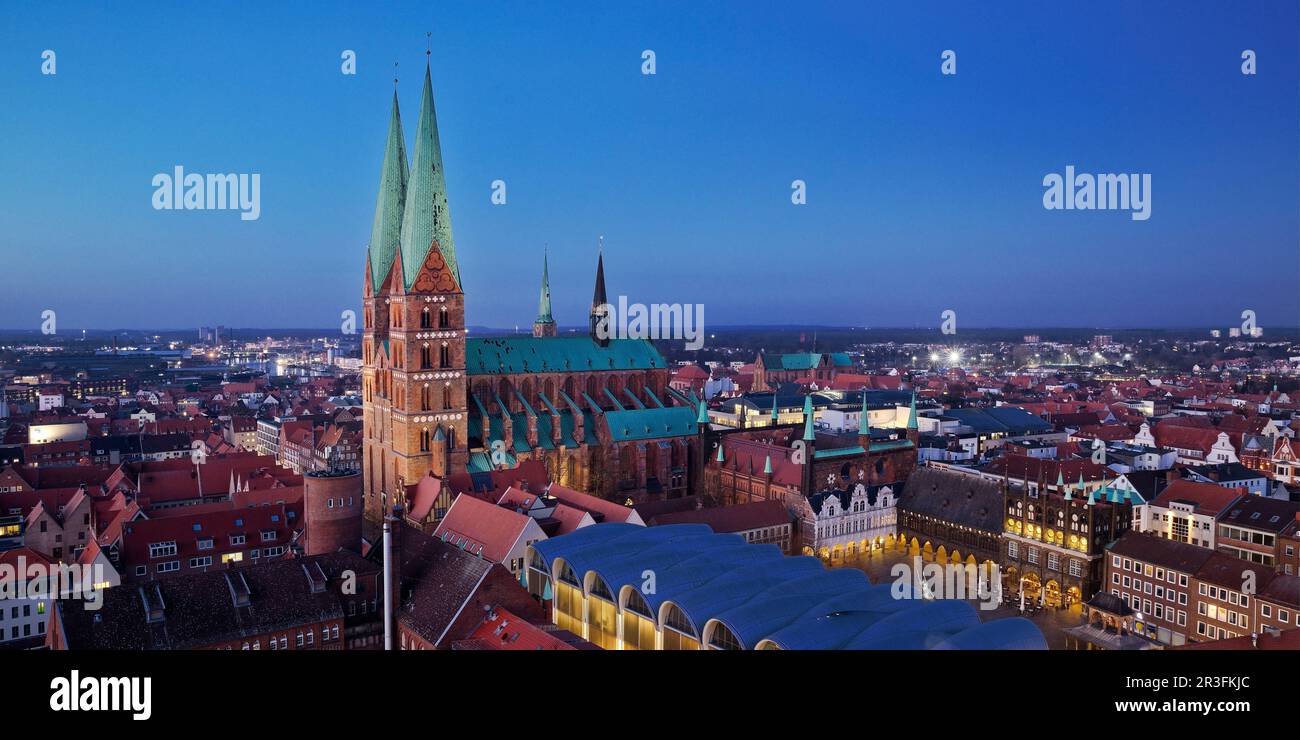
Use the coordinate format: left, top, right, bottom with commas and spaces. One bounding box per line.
1, 1, 1297, 331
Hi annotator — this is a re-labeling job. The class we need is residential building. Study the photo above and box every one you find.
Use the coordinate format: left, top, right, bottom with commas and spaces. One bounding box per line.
1133, 479, 1242, 548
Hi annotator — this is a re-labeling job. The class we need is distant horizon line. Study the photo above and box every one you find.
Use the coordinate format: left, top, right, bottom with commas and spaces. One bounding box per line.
3, 325, 1298, 334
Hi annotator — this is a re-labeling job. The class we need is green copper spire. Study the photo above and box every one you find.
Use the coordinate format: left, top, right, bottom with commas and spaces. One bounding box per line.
535, 247, 554, 324
763, 454, 773, 475
906, 391, 918, 431
770, 393, 779, 422
715, 444, 725, 463
400, 63, 459, 289
802, 395, 815, 442
696, 399, 709, 425
1055, 470, 1065, 488
367, 91, 408, 292
858, 388, 870, 436
1076, 472, 1085, 491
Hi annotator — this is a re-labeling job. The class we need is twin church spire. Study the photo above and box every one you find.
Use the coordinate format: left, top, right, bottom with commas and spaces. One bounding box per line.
366, 91, 407, 292
365, 55, 607, 342
366, 62, 459, 293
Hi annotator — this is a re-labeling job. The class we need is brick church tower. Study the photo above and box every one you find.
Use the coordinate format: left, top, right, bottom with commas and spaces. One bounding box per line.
362, 62, 468, 530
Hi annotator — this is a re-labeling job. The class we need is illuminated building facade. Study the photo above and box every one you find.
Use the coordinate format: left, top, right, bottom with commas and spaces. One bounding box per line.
1002, 475, 1142, 608
526, 522, 1047, 650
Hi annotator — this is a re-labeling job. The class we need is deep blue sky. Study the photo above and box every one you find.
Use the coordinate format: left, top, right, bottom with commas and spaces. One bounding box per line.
2, 1, 1297, 331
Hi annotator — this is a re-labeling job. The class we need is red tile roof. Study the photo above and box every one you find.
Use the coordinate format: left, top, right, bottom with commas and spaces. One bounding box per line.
454, 607, 576, 650
0, 547, 53, 584
119, 501, 300, 570
1174, 628, 1300, 651
648, 500, 791, 533
433, 494, 533, 563
1151, 479, 1242, 516
1154, 425, 1229, 455
545, 483, 641, 523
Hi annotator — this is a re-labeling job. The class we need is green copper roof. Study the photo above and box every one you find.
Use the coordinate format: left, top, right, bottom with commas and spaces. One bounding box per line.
763, 455, 773, 474
906, 391, 918, 431
770, 393, 778, 421
399, 65, 459, 289
605, 406, 698, 443
535, 248, 554, 324
802, 395, 815, 442
770, 352, 852, 371
716, 444, 725, 462
868, 439, 914, 453
696, 399, 709, 424
814, 446, 865, 460
777, 353, 821, 371
465, 336, 665, 375
367, 91, 408, 292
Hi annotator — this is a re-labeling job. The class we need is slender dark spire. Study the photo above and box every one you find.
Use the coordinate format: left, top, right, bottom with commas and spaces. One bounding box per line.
591, 236, 607, 309
590, 236, 609, 345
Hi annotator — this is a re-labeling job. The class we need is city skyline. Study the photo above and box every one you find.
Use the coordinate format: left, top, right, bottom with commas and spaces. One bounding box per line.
7, 2, 1300, 701
4, 1, 1298, 330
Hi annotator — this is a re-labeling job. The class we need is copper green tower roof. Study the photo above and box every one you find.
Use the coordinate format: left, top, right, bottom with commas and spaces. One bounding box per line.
802, 395, 816, 442
399, 63, 460, 289
367, 91, 408, 292
535, 248, 554, 325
